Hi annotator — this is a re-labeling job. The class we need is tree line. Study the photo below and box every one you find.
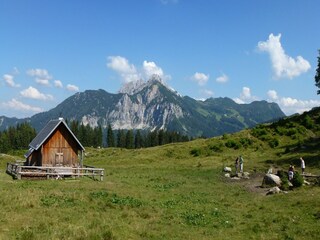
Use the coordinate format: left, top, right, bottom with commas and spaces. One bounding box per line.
0, 120, 190, 153
0, 122, 36, 153
69, 121, 190, 149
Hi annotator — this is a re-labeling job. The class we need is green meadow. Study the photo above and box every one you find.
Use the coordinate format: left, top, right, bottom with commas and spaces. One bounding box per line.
1, 127, 320, 240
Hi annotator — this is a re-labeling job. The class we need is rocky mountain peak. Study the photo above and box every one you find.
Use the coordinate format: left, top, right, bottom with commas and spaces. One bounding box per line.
118, 74, 172, 96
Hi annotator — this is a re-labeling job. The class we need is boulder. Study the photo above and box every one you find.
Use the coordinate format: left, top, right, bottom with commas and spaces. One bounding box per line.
242, 172, 250, 179
266, 186, 281, 195
231, 176, 241, 180
223, 167, 232, 172
262, 174, 282, 187
304, 180, 311, 186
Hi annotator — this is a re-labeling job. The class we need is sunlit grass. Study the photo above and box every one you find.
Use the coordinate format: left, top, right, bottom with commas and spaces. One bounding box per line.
1, 135, 320, 239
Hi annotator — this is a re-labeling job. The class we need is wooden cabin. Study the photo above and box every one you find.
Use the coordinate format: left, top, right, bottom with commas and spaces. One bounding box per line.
24, 118, 85, 167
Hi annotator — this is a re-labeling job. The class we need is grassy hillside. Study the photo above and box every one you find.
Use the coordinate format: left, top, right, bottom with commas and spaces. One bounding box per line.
0, 108, 320, 239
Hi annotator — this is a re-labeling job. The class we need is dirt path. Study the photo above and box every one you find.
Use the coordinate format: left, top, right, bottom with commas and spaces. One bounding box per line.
227, 172, 269, 195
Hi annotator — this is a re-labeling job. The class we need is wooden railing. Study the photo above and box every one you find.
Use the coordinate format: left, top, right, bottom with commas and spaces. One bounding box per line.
6, 163, 104, 181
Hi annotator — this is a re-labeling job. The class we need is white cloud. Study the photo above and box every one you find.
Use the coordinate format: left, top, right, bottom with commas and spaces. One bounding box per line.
20, 86, 53, 100
3, 74, 20, 88
143, 61, 164, 80
234, 87, 259, 104
2, 98, 42, 113
267, 90, 278, 100
35, 79, 50, 86
27, 68, 52, 86
233, 98, 245, 104
107, 56, 171, 83
191, 72, 209, 86
66, 84, 79, 92
240, 87, 252, 99
107, 56, 140, 83
266, 90, 320, 115
200, 89, 214, 97
54, 80, 63, 88
257, 33, 311, 79
216, 73, 229, 83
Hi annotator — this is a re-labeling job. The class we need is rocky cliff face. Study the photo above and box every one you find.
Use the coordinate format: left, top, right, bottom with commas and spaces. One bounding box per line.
94, 77, 184, 131
0, 75, 286, 137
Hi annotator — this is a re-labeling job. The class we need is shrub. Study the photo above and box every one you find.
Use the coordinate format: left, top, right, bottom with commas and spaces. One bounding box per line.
208, 143, 223, 152
275, 126, 286, 136
190, 148, 202, 157
277, 170, 290, 191
268, 138, 279, 148
285, 128, 297, 136
291, 172, 304, 188
252, 127, 268, 138
239, 138, 253, 148
302, 115, 314, 129
225, 139, 241, 149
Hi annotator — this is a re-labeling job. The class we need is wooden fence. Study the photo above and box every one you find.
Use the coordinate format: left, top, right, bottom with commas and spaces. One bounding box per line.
6, 162, 104, 181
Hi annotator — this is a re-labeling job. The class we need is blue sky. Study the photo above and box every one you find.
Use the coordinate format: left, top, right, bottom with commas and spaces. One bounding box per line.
1, 0, 320, 118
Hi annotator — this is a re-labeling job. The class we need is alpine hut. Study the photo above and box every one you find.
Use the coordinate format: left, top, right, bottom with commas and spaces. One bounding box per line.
24, 118, 85, 167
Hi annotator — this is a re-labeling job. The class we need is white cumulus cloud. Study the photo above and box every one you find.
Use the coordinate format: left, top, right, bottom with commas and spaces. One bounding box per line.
267, 90, 278, 100
27, 68, 52, 86
3, 74, 20, 88
257, 33, 311, 79
216, 73, 229, 83
54, 80, 63, 88
200, 89, 214, 97
143, 61, 165, 80
107, 56, 140, 83
234, 87, 259, 104
2, 98, 43, 113
107, 56, 170, 83
191, 72, 209, 86
66, 84, 79, 92
267, 90, 320, 115
20, 86, 53, 100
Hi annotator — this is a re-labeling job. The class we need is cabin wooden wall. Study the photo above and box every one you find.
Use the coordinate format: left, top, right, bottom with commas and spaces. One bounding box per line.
40, 125, 79, 167
27, 150, 41, 166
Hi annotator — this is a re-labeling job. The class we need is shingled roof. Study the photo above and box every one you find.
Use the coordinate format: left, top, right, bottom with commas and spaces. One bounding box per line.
24, 118, 85, 158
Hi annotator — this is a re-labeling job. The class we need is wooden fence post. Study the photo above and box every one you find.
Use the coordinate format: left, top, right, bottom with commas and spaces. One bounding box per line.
17, 166, 21, 180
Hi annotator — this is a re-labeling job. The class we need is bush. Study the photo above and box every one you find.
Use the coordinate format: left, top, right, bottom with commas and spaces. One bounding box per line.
302, 115, 314, 129
268, 138, 279, 148
291, 172, 304, 188
225, 139, 241, 149
190, 148, 202, 157
277, 170, 290, 191
208, 143, 223, 152
252, 126, 268, 138
285, 128, 297, 136
239, 138, 253, 148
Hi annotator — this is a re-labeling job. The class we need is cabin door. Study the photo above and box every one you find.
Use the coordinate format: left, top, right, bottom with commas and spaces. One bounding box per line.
55, 152, 64, 166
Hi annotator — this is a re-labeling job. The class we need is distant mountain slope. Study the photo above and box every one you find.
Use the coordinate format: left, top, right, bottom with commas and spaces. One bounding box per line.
0, 76, 285, 137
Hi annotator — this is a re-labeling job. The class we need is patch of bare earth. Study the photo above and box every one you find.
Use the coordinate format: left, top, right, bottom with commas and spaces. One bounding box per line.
226, 172, 268, 195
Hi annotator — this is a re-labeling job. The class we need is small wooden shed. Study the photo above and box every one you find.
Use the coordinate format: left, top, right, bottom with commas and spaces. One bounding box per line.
24, 118, 85, 167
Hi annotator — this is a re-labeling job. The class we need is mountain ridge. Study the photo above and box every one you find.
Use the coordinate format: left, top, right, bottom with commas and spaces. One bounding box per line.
0, 76, 285, 137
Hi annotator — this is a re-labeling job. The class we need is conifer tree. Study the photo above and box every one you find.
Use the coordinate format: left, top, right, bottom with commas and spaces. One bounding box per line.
134, 130, 143, 148
125, 129, 134, 149
107, 124, 115, 147
117, 129, 126, 148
